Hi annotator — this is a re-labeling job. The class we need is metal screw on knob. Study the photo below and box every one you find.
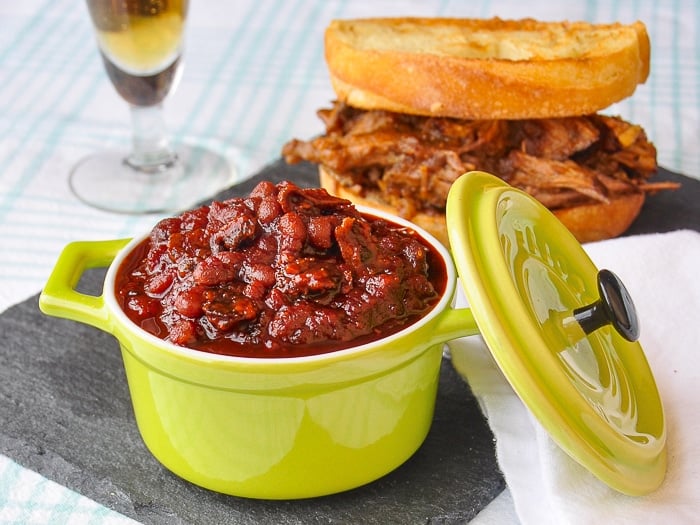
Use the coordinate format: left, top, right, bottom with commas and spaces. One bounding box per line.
573, 269, 640, 342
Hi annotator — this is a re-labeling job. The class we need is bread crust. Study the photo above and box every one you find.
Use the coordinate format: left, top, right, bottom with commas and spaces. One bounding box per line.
551, 193, 645, 243
325, 17, 650, 120
319, 166, 645, 245
319, 167, 452, 246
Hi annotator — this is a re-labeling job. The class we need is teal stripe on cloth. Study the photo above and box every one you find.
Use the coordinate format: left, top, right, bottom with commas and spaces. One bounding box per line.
171, 0, 263, 144
257, 0, 326, 152
0, 0, 103, 220
671, 0, 683, 169
0, 456, 137, 524
648, 1, 660, 144
214, 0, 305, 149
0, 0, 56, 66
269, 1, 348, 151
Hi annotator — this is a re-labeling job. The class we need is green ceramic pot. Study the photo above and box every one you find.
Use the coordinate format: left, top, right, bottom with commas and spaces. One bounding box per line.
39, 205, 479, 499
39, 171, 667, 498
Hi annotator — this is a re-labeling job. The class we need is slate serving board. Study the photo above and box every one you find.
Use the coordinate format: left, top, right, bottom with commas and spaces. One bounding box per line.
1, 160, 698, 525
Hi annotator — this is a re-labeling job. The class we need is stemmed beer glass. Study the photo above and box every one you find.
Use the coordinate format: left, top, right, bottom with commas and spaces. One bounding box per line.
71, 0, 233, 214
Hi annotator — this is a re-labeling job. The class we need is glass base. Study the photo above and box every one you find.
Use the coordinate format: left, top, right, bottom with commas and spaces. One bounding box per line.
69, 143, 236, 214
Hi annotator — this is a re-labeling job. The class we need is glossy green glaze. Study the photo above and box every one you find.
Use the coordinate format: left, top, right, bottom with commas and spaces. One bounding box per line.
39, 173, 667, 498
446, 171, 667, 496
39, 208, 479, 499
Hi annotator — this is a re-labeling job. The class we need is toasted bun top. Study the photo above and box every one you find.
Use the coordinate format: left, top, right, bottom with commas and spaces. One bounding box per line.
325, 17, 651, 120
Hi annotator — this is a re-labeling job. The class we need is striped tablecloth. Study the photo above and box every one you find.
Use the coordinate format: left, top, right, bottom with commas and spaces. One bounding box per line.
1, 1, 698, 523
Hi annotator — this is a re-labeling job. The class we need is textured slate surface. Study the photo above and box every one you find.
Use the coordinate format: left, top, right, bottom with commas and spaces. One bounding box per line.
1, 286, 504, 524
0, 159, 508, 525
2, 159, 698, 524
2, 161, 697, 524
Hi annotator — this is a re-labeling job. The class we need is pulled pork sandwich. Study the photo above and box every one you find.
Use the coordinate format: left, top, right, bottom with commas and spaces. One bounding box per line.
283, 17, 679, 244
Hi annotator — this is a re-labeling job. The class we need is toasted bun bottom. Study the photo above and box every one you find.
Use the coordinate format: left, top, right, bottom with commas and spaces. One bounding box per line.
319, 166, 645, 245
550, 194, 645, 243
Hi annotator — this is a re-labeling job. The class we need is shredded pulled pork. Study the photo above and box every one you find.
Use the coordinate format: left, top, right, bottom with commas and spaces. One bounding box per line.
282, 101, 678, 218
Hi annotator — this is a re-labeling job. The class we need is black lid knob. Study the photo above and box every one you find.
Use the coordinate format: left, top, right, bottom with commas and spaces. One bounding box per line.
573, 270, 640, 342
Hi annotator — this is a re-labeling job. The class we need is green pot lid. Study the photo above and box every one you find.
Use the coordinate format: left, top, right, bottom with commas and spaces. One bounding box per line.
446, 171, 667, 495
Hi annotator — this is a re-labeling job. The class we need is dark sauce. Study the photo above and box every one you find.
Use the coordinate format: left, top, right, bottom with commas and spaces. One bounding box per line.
101, 52, 181, 106
115, 181, 447, 358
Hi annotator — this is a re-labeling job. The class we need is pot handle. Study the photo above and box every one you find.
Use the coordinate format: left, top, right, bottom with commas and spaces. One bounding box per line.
429, 305, 480, 344
39, 239, 131, 332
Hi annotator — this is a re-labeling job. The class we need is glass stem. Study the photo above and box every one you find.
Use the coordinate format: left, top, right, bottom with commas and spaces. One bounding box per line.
127, 103, 177, 172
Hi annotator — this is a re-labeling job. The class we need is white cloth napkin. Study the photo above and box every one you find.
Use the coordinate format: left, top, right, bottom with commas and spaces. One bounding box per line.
449, 229, 700, 525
